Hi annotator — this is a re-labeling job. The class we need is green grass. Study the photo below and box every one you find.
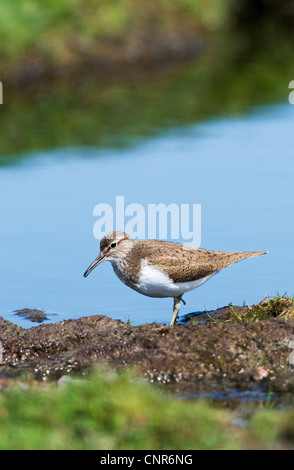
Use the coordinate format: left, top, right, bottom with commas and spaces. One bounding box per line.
1, 0, 293, 85
1, 366, 294, 449
250, 408, 294, 448
0, 368, 240, 450
228, 296, 294, 323
0, 0, 230, 78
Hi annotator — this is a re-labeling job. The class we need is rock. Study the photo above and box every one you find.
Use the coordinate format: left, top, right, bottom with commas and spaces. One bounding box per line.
1, 302, 294, 402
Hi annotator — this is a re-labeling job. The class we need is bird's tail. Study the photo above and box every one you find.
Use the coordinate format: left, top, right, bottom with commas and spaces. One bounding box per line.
247, 250, 268, 257
215, 249, 268, 271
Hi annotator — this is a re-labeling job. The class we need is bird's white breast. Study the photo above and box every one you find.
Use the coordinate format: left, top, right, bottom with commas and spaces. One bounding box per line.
136, 259, 216, 298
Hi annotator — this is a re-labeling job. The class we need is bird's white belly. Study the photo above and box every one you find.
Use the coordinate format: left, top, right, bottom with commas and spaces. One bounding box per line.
135, 261, 216, 298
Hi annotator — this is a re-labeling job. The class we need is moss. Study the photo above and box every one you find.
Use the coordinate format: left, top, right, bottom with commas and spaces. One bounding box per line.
225, 296, 294, 323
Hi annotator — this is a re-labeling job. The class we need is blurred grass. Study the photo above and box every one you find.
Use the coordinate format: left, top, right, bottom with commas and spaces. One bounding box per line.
1, 0, 294, 83
0, 368, 240, 450
0, 0, 229, 80
1, 367, 294, 449
1, 29, 294, 165
250, 408, 294, 449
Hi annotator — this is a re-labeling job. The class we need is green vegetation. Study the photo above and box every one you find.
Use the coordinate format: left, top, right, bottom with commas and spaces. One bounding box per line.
1, 0, 293, 83
1, 34, 294, 165
0, 0, 229, 80
0, 367, 239, 450
228, 296, 294, 323
250, 408, 294, 448
246, 295, 294, 322
1, 366, 294, 449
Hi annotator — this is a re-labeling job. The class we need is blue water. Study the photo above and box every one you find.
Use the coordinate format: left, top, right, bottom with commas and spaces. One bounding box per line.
1, 103, 293, 327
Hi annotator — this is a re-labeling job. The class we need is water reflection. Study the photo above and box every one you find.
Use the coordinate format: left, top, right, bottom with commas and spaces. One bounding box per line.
1, 33, 294, 166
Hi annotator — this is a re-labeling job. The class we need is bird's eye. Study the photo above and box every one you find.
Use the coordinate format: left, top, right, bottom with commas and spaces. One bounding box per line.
110, 242, 117, 249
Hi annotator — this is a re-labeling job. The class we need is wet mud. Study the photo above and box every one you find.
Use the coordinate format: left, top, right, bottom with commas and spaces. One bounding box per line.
1, 299, 294, 403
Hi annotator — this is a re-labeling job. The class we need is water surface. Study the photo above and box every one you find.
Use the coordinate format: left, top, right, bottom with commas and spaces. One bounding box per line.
0, 102, 293, 327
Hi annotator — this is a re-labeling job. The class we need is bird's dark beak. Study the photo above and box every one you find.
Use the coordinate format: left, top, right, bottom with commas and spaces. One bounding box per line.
83, 253, 105, 278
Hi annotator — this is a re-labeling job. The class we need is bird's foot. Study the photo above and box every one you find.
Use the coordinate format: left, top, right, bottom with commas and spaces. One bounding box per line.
179, 296, 186, 306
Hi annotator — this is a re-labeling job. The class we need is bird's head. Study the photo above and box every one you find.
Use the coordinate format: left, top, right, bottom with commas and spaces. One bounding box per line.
83, 231, 134, 278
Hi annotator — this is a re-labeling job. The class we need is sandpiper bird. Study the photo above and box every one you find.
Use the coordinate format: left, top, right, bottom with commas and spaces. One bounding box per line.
84, 231, 267, 326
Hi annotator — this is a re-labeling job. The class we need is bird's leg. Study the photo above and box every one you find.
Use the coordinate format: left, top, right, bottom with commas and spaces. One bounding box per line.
179, 295, 186, 305
170, 296, 181, 326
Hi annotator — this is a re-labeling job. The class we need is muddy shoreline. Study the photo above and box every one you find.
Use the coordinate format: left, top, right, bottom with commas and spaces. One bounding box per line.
1, 300, 294, 403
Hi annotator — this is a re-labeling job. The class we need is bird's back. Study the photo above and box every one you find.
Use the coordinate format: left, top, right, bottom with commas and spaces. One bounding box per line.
129, 239, 267, 283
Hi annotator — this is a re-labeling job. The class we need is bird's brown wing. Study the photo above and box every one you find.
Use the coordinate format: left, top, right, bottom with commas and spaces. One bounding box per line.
138, 240, 267, 283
